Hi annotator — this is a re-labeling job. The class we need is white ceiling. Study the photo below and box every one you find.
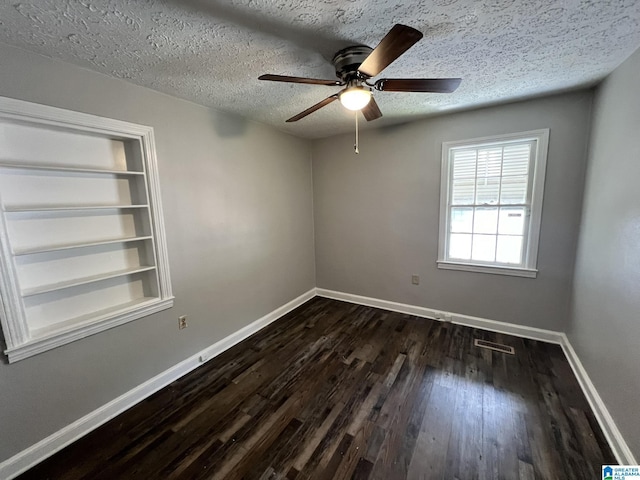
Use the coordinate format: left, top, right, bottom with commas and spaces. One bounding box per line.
0, 1, 639, 138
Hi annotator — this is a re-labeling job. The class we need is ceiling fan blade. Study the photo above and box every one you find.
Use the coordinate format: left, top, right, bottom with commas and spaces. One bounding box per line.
362, 97, 383, 121
375, 78, 462, 93
286, 94, 339, 122
259, 74, 343, 86
357, 24, 423, 78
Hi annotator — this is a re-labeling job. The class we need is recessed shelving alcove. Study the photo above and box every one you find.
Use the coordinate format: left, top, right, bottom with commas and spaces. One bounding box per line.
0, 97, 173, 362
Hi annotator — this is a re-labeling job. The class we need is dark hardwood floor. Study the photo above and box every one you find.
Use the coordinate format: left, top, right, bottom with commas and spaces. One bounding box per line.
18, 297, 614, 479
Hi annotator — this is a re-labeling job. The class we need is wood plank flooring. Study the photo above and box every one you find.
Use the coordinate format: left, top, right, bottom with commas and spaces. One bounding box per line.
18, 297, 614, 479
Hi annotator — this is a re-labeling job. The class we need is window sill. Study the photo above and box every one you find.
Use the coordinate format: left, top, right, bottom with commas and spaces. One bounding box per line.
437, 261, 538, 278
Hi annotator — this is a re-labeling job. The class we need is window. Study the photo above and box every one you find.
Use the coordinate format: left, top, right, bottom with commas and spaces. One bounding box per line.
0, 96, 173, 362
438, 129, 549, 278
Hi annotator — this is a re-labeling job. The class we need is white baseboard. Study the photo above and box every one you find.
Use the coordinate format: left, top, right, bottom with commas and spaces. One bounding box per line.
316, 288, 564, 344
560, 334, 637, 465
0, 288, 315, 480
316, 288, 635, 464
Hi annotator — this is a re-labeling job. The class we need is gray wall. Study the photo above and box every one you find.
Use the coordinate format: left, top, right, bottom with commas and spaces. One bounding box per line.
0, 42, 315, 462
312, 91, 593, 331
568, 48, 640, 457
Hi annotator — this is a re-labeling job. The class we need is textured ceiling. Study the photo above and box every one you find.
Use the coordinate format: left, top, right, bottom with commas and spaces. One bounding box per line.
0, 1, 639, 138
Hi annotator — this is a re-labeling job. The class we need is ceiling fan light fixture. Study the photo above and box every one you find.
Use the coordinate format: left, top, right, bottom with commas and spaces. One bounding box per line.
339, 87, 372, 111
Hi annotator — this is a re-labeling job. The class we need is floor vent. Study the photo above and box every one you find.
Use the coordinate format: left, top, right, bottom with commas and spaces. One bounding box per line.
474, 339, 515, 355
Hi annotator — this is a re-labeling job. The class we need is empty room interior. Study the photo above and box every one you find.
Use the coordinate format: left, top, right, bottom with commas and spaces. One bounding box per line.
0, 1, 639, 479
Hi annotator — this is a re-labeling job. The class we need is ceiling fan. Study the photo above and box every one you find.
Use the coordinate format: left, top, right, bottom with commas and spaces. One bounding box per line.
258, 24, 462, 123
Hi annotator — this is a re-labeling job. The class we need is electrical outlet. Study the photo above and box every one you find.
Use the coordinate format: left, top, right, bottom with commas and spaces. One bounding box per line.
444, 313, 452, 322
433, 311, 443, 320
178, 315, 188, 330
411, 274, 420, 285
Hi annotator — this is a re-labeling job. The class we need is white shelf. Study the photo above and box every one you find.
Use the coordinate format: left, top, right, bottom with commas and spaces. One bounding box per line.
13, 236, 153, 256
29, 297, 164, 339
4, 204, 149, 213
22, 266, 157, 297
0, 162, 144, 176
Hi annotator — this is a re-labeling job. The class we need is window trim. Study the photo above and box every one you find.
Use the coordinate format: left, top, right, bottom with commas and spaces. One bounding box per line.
437, 129, 549, 278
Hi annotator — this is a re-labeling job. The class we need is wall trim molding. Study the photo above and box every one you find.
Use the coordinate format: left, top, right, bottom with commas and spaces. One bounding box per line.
560, 334, 637, 465
315, 288, 635, 464
316, 288, 564, 344
0, 288, 315, 480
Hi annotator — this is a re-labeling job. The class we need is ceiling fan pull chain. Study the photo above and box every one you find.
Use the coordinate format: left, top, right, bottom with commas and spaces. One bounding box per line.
354, 111, 360, 154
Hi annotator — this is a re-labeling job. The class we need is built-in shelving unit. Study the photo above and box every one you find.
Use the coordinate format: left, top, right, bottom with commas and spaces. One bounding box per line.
0, 96, 173, 362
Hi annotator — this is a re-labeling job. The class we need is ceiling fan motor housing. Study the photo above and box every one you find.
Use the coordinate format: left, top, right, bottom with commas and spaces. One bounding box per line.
332, 46, 373, 81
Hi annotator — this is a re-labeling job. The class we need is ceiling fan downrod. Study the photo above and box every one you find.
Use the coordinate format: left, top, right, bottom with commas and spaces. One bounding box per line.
354, 111, 360, 154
